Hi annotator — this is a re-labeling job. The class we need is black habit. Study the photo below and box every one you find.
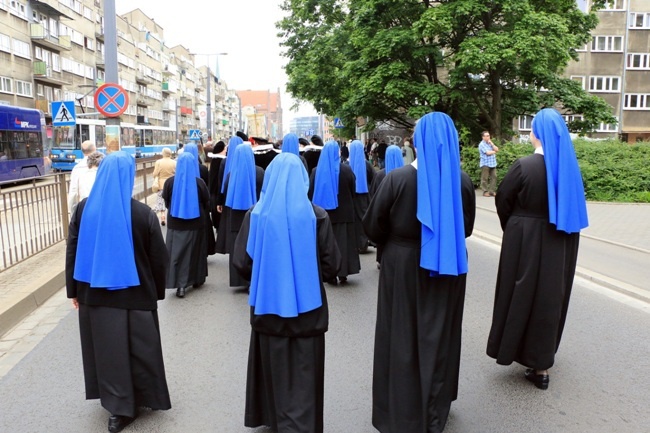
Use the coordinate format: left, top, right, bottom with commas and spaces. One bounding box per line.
487, 154, 580, 370
66, 199, 171, 418
362, 165, 475, 433
233, 205, 341, 433
308, 163, 360, 280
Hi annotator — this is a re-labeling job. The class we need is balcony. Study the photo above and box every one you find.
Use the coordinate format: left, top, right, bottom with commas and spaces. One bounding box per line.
162, 81, 176, 94
179, 106, 193, 116
95, 26, 104, 42
162, 99, 176, 112
162, 64, 176, 76
33, 61, 71, 86
136, 72, 153, 85
95, 53, 105, 68
34, 99, 51, 115
136, 95, 153, 106
30, 24, 71, 51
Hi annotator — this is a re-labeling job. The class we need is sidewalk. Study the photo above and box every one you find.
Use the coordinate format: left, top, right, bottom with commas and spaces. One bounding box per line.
1, 195, 649, 337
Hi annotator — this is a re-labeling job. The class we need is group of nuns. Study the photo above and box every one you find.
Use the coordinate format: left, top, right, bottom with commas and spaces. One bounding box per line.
65, 108, 588, 433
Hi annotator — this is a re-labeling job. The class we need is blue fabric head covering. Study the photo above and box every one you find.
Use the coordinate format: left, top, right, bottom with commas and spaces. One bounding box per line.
73, 151, 139, 290
282, 133, 300, 156
247, 153, 321, 317
349, 140, 368, 193
221, 136, 244, 193
183, 142, 201, 178
225, 144, 257, 210
170, 152, 200, 219
532, 108, 589, 233
311, 140, 340, 210
385, 145, 404, 175
413, 112, 468, 277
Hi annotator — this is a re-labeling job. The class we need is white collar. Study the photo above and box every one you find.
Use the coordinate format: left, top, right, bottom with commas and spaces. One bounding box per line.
534, 146, 544, 155
302, 144, 323, 151
411, 159, 418, 169
207, 153, 226, 159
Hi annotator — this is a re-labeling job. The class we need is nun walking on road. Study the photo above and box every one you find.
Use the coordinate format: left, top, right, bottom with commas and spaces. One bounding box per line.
215, 136, 244, 255
486, 108, 588, 390
233, 153, 341, 433
223, 143, 264, 288
348, 140, 374, 254
363, 112, 475, 433
308, 140, 360, 285
66, 151, 171, 433
162, 152, 210, 298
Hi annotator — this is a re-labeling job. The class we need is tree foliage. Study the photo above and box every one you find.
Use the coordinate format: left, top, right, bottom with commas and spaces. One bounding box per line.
278, 0, 617, 140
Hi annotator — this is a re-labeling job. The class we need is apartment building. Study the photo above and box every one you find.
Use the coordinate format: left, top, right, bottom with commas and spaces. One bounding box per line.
0, 1, 241, 143
517, 0, 650, 142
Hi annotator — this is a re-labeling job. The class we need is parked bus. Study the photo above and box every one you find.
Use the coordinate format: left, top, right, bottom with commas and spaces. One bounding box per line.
0, 104, 51, 182
50, 118, 177, 171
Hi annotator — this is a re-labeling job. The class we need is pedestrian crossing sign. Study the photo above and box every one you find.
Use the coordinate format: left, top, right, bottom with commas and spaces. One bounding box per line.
334, 118, 344, 129
51, 101, 76, 126
188, 129, 201, 141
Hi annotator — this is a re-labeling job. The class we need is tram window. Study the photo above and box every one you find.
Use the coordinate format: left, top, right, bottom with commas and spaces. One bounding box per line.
10, 132, 28, 159
53, 126, 75, 149
95, 125, 105, 147
26, 132, 43, 157
144, 129, 153, 145
153, 130, 161, 145
78, 124, 90, 147
121, 127, 129, 146
0, 131, 9, 160
134, 128, 143, 146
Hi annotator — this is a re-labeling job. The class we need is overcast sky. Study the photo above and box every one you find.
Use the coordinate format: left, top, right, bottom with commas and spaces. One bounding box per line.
115, 0, 317, 128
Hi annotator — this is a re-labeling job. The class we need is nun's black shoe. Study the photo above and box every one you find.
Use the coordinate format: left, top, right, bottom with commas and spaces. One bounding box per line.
326, 278, 338, 286
338, 276, 347, 284
108, 414, 135, 432
524, 368, 549, 390
176, 287, 185, 298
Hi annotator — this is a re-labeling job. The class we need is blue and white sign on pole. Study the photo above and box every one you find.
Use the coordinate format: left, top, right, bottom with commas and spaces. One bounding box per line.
188, 129, 202, 141
308, 129, 314, 136
333, 118, 344, 129
51, 101, 76, 126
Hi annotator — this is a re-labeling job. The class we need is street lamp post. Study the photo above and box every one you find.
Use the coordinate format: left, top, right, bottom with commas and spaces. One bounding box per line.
199, 53, 227, 140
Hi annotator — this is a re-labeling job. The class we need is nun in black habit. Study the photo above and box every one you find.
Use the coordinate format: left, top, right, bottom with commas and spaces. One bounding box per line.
207, 140, 226, 232
281, 132, 309, 171
66, 151, 171, 432
303, 134, 324, 174
184, 142, 214, 255
215, 136, 244, 254
308, 140, 360, 284
223, 143, 264, 287
233, 153, 341, 433
347, 139, 375, 253
162, 151, 210, 298
486, 108, 588, 390
363, 112, 475, 433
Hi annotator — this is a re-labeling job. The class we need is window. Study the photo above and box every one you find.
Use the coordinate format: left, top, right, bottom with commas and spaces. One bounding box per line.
571, 75, 586, 90
576, 0, 588, 13
0, 76, 12, 93
597, 119, 618, 132
630, 13, 650, 29
15, 80, 32, 97
0, 33, 10, 53
624, 94, 650, 110
589, 76, 620, 92
36, 84, 44, 96
83, 6, 93, 20
53, 88, 61, 101
34, 46, 43, 60
70, 30, 83, 46
0, 0, 7, 11
9, 0, 26, 19
518, 115, 534, 131
12, 38, 31, 59
84, 37, 94, 50
627, 53, 650, 70
603, 0, 625, 10
85, 66, 94, 79
591, 35, 623, 52
564, 115, 583, 124
52, 53, 60, 71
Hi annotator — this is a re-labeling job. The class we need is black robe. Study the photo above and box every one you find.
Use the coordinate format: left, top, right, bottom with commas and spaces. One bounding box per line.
233, 205, 341, 433
487, 154, 580, 370
302, 148, 322, 175
214, 161, 229, 254
254, 147, 279, 170
362, 165, 475, 433
351, 160, 375, 252
308, 163, 360, 280
208, 156, 225, 231
223, 167, 265, 287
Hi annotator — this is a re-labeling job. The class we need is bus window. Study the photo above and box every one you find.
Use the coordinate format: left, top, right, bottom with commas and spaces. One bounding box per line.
26, 132, 43, 158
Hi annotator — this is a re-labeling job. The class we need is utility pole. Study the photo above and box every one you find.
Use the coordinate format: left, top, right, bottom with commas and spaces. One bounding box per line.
104, 0, 120, 151
206, 66, 212, 139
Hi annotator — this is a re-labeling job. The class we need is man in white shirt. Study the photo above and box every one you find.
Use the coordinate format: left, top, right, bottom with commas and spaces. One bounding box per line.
67, 140, 96, 212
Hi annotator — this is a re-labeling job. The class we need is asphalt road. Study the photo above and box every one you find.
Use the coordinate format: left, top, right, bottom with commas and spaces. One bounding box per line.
0, 237, 649, 433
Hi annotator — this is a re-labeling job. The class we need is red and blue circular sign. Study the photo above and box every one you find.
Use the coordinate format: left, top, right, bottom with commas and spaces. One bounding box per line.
94, 83, 129, 117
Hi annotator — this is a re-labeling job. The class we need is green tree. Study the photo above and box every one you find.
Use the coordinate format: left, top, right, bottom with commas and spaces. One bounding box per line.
278, 0, 617, 141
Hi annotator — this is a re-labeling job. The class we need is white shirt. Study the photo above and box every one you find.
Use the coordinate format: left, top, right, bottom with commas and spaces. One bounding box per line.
77, 168, 98, 202
67, 157, 89, 211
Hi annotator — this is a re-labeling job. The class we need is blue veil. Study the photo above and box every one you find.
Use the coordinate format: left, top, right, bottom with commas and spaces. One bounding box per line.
225, 144, 257, 210
311, 140, 340, 210
532, 108, 589, 233
385, 144, 404, 174
74, 151, 140, 290
247, 153, 321, 317
170, 152, 200, 219
413, 112, 468, 276
282, 133, 300, 156
349, 140, 368, 193
221, 136, 244, 193
183, 142, 201, 178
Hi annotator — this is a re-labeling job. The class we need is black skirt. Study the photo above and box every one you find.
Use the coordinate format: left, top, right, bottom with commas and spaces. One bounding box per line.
245, 330, 325, 433
353, 193, 370, 250
165, 228, 208, 289
331, 222, 360, 278
78, 305, 171, 418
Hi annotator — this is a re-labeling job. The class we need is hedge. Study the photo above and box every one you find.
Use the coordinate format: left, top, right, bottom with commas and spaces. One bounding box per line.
460, 139, 650, 203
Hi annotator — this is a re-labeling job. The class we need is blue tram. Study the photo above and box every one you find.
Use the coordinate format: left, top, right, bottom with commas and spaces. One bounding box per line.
0, 104, 51, 182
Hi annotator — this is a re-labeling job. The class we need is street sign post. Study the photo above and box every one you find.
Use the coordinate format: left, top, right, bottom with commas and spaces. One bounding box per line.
51, 101, 76, 126
94, 83, 129, 117
188, 129, 202, 141
334, 118, 344, 129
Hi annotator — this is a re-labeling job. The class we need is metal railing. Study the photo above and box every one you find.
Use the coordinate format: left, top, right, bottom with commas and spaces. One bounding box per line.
0, 157, 158, 272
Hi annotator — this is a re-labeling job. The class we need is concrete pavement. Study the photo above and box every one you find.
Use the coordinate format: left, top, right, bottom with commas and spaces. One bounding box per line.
0, 193, 648, 339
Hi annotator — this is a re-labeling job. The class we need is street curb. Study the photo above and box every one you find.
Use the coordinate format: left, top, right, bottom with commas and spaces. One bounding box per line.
0, 270, 65, 338
470, 229, 650, 304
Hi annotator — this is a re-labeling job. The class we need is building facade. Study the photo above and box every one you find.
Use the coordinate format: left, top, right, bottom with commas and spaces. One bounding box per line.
236, 89, 282, 141
0, 1, 241, 145
516, 0, 650, 142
